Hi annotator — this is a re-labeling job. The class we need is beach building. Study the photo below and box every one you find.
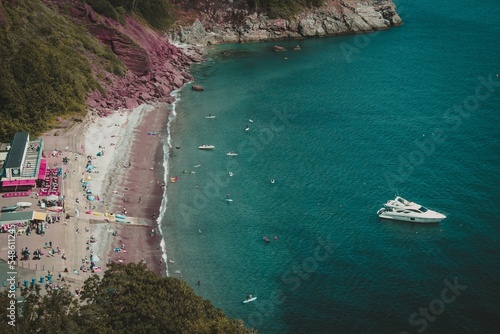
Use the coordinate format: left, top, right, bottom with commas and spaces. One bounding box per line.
0, 132, 46, 194
0, 211, 47, 228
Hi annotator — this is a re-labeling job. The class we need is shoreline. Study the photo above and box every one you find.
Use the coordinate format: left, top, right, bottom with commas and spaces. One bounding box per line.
0, 102, 174, 295
102, 103, 170, 276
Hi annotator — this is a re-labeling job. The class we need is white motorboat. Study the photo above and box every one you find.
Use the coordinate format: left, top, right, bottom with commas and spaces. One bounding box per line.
227, 152, 238, 156
198, 145, 215, 150
206, 115, 216, 119
377, 196, 446, 223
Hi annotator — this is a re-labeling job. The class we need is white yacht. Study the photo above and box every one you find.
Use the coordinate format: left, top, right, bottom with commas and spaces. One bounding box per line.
198, 145, 215, 150
377, 196, 446, 223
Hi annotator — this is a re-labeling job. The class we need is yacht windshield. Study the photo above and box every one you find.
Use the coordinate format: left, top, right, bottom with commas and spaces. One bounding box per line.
419, 206, 428, 212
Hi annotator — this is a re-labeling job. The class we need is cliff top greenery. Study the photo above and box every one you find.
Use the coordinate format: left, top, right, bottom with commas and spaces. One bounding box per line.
249, 0, 325, 18
81, 0, 176, 30
0, 263, 255, 333
0, 0, 124, 142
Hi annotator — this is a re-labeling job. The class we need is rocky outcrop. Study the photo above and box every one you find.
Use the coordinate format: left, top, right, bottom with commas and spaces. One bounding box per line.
49, 1, 202, 116
272, 45, 286, 51
169, 0, 402, 46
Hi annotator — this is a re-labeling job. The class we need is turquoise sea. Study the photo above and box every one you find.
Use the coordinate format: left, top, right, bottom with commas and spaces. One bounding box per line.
0, 0, 497, 332
160, 0, 500, 333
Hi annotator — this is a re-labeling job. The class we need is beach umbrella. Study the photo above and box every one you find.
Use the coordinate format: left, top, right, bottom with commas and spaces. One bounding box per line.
47, 194, 59, 202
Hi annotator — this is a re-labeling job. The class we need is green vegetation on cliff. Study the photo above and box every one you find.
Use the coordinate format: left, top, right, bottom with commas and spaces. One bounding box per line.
82, 0, 176, 30
0, 263, 255, 333
246, 0, 325, 18
181, 0, 325, 19
0, 0, 125, 142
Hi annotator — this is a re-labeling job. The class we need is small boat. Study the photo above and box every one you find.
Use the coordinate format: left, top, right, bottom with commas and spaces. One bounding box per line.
227, 152, 238, 156
244, 295, 257, 303
271, 179, 275, 184
147, 131, 159, 135
199, 145, 215, 150
170, 177, 179, 183
229, 172, 233, 177
206, 115, 216, 119
376, 196, 446, 223
194, 164, 201, 168
263, 236, 270, 243
225, 198, 233, 202
249, 119, 254, 123
245, 125, 249, 131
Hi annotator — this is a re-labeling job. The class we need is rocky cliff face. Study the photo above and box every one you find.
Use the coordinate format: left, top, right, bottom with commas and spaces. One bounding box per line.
169, 0, 402, 45
49, 0, 201, 115
44, 0, 401, 115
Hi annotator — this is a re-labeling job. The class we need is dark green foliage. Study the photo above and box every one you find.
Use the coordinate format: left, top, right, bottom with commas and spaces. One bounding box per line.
82, 0, 176, 30
84, 0, 120, 21
79, 263, 254, 333
1, 285, 80, 334
178, 0, 325, 19
0, 0, 125, 142
0, 263, 255, 333
252, 0, 325, 18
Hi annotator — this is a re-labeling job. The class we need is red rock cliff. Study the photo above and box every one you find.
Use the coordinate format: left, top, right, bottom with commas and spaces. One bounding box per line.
47, 0, 200, 115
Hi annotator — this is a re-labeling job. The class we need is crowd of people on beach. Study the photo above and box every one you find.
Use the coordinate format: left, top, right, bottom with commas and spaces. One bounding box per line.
1, 147, 107, 296
17, 242, 65, 262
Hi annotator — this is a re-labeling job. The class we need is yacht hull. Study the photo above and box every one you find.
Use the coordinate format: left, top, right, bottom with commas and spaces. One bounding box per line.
377, 212, 444, 223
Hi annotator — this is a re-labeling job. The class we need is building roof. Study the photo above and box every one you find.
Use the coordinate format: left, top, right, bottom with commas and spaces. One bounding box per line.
0, 211, 46, 226
4, 132, 29, 169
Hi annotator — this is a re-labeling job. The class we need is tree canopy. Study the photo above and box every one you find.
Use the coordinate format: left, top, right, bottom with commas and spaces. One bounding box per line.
0, 263, 255, 333
81, 0, 177, 30
249, 0, 325, 18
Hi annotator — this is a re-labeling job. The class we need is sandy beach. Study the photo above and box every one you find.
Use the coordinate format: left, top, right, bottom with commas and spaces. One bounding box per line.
0, 102, 170, 293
